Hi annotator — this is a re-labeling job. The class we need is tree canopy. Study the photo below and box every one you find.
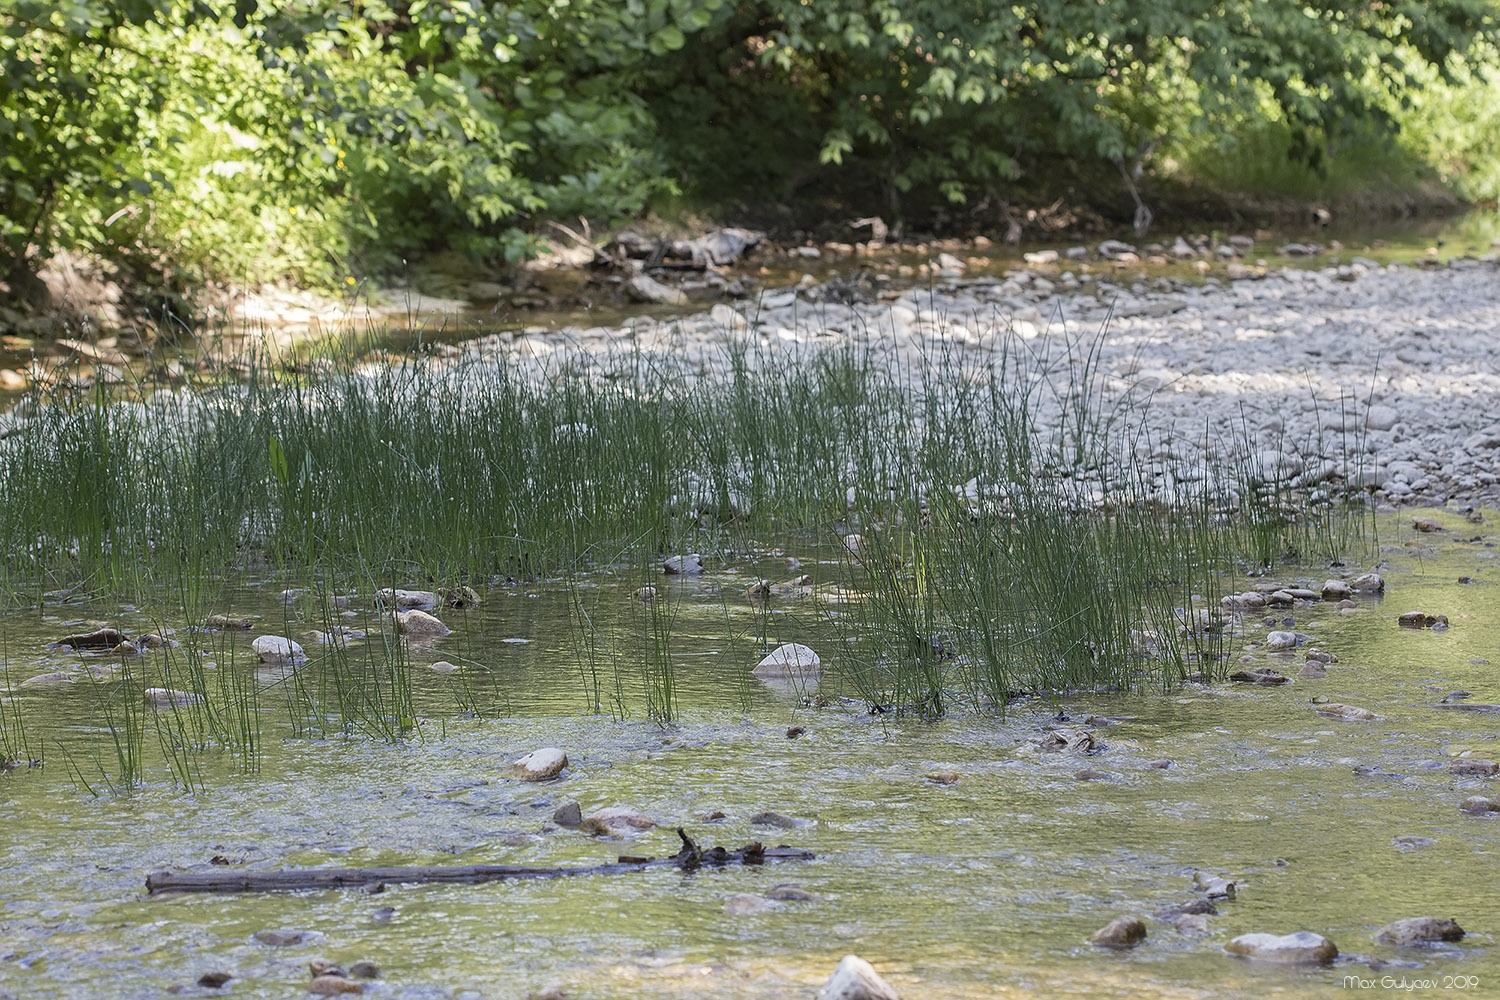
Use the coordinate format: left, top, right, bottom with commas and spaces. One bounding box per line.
1, 0, 1496, 295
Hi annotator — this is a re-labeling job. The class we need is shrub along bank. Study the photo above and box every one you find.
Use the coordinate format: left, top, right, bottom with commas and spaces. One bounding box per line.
2, 0, 1497, 308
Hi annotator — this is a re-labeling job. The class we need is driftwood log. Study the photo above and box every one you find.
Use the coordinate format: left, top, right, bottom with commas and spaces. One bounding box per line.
146, 828, 812, 895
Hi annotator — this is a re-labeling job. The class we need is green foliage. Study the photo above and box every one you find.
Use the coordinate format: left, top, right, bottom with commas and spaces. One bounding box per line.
643, 0, 1500, 217
1, 0, 1496, 295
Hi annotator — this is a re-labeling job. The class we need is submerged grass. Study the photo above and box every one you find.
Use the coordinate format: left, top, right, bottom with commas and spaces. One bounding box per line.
0, 315, 1374, 774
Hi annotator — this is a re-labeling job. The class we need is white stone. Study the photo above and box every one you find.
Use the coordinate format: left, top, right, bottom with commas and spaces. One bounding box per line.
753, 643, 822, 678
252, 635, 307, 666
817, 955, 900, 1000
1225, 931, 1338, 964
513, 747, 568, 781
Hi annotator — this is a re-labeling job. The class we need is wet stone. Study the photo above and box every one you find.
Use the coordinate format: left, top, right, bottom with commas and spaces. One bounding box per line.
724, 893, 776, 915
1159, 899, 1217, 917
512, 747, 568, 781
252, 635, 307, 666
144, 688, 203, 709
579, 806, 655, 837
1089, 914, 1147, 949
765, 882, 817, 901
396, 609, 451, 636
349, 961, 380, 979
1459, 796, 1499, 815
1374, 917, 1465, 946
749, 810, 802, 829
254, 928, 320, 947
196, 971, 234, 989
1398, 611, 1449, 629
1321, 579, 1352, 600
53, 627, 130, 650
1264, 630, 1298, 651
310, 959, 346, 978
552, 801, 583, 827
309, 975, 364, 996
817, 954, 901, 1000
662, 553, 703, 575
1193, 872, 1236, 898
753, 642, 821, 678
1073, 769, 1114, 781
1230, 667, 1290, 685
1313, 702, 1378, 722
1174, 913, 1212, 936
1225, 931, 1338, 964
1299, 662, 1328, 679
1351, 573, 1385, 593
1145, 759, 1173, 769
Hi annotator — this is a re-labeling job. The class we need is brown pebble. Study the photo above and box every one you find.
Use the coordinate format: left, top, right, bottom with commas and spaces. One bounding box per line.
308, 975, 363, 996
1089, 914, 1147, 948
196, 971, 233, 988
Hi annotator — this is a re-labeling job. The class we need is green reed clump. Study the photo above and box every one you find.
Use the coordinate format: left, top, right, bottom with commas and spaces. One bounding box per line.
0, 316, 1371, 727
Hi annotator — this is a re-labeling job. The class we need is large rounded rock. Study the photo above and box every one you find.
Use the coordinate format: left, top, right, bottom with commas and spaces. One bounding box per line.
1090, 915, 1147, 949
1225, 931, 1338, 964
662, 553, 704, 575
513, 748, 568, 781
1264, 630, 1298, 651
396, 610, 451, 637
252, 635, 307, 666
1374, 917, 1464, 946
753, 643, 821, 678
817, 955, 900, 1000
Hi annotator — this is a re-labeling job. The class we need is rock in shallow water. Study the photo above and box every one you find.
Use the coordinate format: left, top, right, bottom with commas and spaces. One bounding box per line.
1089, 915, 1147, 949
512, 747, 568, 781
752, 642, 821, 678
1225, 931, 1338, 964
817, 955, 901, 1000
396, 609, 451, 636
1459, 796, 1500, 815
53, 627, 130, 650
1313, 702, 1377, 722
377, 587, 438, 610
308, 975, 363, 996
1374, 917, 1465, 946
144, 688, 202, 709
662, 553, 703, 575
1264, 630, 1298, 651
579, 806, 655, 836
252, 635, 307, 666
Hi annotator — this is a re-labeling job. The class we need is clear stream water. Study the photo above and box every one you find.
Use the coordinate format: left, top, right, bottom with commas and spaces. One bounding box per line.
2, 511, 1500, 999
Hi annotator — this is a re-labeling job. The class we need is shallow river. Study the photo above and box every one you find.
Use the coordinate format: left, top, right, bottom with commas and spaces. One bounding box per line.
3, 511, 1499, 999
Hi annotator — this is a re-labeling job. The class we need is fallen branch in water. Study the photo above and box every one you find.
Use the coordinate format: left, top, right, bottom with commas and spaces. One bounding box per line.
146, 828, 812, 895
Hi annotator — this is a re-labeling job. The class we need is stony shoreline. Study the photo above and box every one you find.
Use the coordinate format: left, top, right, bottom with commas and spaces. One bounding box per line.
448, 253, 1500, 509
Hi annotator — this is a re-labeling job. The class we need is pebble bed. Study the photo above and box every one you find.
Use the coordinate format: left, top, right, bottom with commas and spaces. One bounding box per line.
455, 255, 1500, 508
